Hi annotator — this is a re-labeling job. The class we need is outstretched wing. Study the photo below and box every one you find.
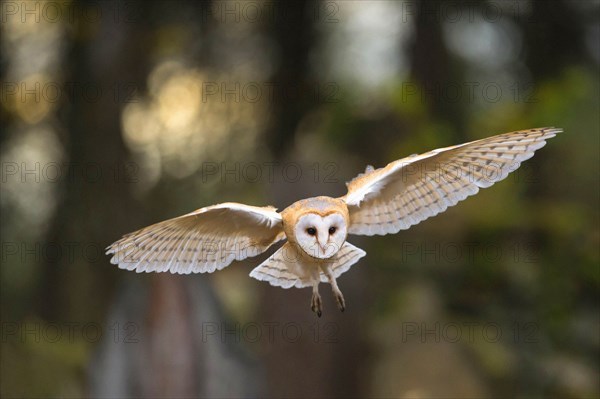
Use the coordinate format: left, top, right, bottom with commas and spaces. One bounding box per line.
342, 127, 561, 236
106, 203, 285, 274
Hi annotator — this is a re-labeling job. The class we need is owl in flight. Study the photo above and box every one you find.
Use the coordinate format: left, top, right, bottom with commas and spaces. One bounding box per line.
107, 127, 561, 316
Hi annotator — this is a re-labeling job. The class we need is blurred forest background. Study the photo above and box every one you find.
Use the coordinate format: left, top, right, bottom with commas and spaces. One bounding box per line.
1, 0, 599, 398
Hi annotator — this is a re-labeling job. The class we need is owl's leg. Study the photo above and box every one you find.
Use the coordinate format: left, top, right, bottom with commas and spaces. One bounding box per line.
311, 284, 322, 317
321, 265, 345, 312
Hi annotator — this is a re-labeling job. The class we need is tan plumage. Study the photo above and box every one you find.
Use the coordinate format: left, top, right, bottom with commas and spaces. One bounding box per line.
107, 127, 561, 316
343, 127, 560, 235
107, 203, 285, 274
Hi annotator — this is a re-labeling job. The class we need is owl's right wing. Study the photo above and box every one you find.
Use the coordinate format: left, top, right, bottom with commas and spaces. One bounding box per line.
106, 203, 285, 274
341, 127, 561, 236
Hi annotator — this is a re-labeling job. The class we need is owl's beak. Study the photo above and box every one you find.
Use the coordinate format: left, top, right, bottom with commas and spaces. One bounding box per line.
317, 231, 329, 255
318, 243, 327, 254
317, 241, 336, 258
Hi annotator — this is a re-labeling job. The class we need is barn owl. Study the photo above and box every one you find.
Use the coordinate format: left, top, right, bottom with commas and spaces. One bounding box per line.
107, 127, 561, 316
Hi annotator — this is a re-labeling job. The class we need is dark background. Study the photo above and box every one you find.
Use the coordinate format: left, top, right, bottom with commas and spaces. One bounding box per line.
1, 1, 598, 398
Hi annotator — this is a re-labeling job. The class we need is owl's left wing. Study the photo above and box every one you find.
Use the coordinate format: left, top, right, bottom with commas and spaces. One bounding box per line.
106, 203, 285, 274
341, 127, 561, 236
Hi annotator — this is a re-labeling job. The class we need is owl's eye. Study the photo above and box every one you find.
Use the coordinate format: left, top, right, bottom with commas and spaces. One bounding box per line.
306, 227, 317, 236
329, 226, 337, 234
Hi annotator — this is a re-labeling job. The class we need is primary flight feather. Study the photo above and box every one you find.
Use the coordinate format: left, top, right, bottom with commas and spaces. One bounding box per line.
107, 127, 561, 316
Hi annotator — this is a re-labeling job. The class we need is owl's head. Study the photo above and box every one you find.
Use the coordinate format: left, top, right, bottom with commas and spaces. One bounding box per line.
293, 210, 348, 259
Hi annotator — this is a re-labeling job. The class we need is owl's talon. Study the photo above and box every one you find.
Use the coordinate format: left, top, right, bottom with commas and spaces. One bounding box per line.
311, 289, 323, 317
335, 291, 345, 312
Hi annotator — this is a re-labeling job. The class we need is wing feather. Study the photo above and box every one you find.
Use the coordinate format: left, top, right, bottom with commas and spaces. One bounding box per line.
249, 243, 307, 289
342, 127, 561, 236
107, 202, 285, 274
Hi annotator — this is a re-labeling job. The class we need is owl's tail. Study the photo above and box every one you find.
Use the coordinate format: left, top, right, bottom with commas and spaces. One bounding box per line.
249, 242, 366, 289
